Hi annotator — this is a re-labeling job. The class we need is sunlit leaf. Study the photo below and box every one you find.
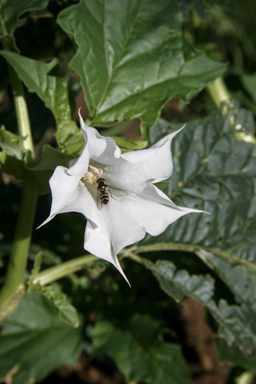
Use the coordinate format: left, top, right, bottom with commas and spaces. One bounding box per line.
147, 101, 256, 263
58, 0, 226, 139
135, 101, 256, 354
0, 125, 26, 160
0, 51, 78, 148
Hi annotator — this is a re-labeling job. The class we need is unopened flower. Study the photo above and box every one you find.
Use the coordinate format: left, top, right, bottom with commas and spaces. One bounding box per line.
39, 111, 203, 284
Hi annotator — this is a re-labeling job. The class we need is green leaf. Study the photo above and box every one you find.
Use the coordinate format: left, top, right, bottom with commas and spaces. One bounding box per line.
31, 145, 73, 171
0, 152, 27, 180
28, 283, 80, 328
153, 260, 256, 354
0, 125, 26, 160
58, 0, 226, 139
148, 101, 256, 263
196, 249, 256, 310
0, 144, 73, 195
91, 314, 192, 384
0, 293, 83, 384
0, 51, 78, 148
0, 0, 49, 38
110, 136, 148, 153
133, 255, 256, 356
135, 101, 256, 354
218, 338, 256, 371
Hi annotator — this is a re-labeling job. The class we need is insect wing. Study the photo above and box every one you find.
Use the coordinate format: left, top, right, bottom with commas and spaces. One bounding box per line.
97, 193, 103, 209
109, 186, 128, 200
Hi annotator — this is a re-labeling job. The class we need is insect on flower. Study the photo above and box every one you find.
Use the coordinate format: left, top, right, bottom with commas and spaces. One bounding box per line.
38, 110, 205, 285
96, 178, 110, 206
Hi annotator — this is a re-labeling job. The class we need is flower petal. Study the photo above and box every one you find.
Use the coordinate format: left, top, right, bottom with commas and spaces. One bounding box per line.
84, 198, 146, 285
38, 168, 98, 229
138, 183, 178, 208
78, 111, 126, 165
105, 127, 183, 191
119, 193, 202, 237
66, 129, 89, 177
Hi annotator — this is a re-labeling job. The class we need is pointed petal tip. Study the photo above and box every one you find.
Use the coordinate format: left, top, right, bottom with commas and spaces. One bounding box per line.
36, 220, 46, 230
36, 214, 55, 230
113, 257, 131, 287
78, 108, 87, 131
177, 204, 210, 215
78, 108, 90, 131
117, 264, 131, 287
36, 222, 45, 230
174, 123, 186, 136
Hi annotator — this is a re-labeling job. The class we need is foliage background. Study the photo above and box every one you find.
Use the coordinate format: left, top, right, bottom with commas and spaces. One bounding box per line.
1, 0, 256, 383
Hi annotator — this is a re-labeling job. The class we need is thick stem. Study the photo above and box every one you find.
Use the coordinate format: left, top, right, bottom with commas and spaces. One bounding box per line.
0, 40, 37, 323
0, 180, 38, 322
2, 40, 34, 163
31, 255, 97, 286
206, 77, 230, 108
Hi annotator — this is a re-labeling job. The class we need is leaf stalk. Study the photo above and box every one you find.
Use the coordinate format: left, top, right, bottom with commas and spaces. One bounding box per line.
31, 255, 97, 286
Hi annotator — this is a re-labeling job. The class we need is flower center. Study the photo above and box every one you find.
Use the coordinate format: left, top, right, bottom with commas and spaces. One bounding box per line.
81, 164, 103, 185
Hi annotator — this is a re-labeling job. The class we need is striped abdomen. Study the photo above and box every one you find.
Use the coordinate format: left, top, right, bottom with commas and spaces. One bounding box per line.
97, 178, 109, 205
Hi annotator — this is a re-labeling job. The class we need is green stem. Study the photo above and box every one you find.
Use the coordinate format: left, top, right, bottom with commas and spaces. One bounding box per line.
122, 243, 256, 274
206, 77, 230, 108
2, 40, 34, 163
9, 66, 34, 161
0, 40, 37, 323
0, 180, 38, 322
31, 255, 97, 286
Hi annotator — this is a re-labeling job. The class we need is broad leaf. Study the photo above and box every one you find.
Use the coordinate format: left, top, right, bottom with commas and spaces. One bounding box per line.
0, 51, 78, 148
0, 293, 83, 384
196, 249, 256, 310
31, 145, 73, 171
58, 0, 226, 138
91, 314, 192, 384
29, 284, 79, 328
134, 101, 256, 354
134, 256, 256, 355
147, 101, 256, 263
0, 144, 73, 195
0, 0, 48, 38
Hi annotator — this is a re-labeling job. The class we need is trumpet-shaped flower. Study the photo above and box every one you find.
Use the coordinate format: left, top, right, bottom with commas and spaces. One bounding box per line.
39, 112, 203, 284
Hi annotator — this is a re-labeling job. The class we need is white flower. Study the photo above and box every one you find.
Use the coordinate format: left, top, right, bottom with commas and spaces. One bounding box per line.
39, 111, 203, 285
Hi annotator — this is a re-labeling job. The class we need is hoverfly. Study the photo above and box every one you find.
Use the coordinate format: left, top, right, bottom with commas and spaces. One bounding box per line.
96, 178, 110, 206
96, 178, 127, 209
